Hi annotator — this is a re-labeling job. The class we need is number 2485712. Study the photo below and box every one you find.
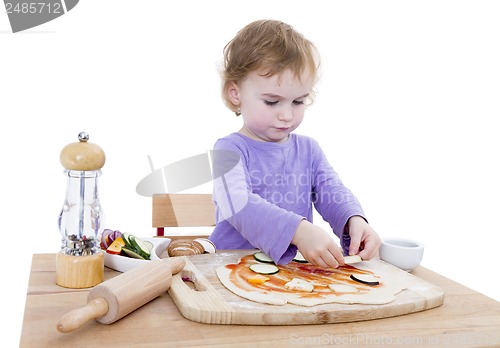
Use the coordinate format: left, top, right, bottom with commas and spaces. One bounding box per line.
5, 2, 62, 14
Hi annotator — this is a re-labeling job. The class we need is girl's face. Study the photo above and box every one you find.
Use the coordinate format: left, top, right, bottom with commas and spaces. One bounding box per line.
229, 69, 312, 143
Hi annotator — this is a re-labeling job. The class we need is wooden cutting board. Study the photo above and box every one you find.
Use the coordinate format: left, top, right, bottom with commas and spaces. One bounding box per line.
167, 250, 444, 325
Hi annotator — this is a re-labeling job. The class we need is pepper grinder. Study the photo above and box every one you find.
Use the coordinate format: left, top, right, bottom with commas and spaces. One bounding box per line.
56, 132, 106, 288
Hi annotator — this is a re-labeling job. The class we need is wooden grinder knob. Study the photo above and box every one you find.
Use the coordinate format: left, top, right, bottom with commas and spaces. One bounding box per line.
60, 132, 105, 171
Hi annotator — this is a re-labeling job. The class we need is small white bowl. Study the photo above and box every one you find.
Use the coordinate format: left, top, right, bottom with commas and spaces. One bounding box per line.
104, 237, 171, 273
379, 237, 424, 272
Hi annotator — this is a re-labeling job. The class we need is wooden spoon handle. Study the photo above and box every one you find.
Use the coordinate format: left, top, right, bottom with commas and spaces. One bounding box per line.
57, 297, 109, 333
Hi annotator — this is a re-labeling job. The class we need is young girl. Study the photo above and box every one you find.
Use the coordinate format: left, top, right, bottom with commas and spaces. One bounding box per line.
209, 19, 381, 268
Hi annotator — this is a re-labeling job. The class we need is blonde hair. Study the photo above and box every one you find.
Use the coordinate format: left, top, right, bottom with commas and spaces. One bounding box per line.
221, 19, 320, 115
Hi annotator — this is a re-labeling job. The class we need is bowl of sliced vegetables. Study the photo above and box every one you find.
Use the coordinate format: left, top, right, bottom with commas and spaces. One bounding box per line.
101, 229, 171, 273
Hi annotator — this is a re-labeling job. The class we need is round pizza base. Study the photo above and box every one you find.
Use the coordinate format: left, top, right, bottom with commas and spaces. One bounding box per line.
216, 263, 405, 307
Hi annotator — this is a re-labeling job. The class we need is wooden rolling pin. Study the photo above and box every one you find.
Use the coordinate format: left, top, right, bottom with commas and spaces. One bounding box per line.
57, 257, 186, 333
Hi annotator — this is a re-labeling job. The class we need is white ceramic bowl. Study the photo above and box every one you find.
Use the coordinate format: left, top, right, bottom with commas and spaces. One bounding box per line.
104, 237, 171, 273
379, 237, 424, 272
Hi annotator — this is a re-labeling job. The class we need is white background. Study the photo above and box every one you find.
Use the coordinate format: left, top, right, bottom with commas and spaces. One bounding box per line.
1, 1, 499, 345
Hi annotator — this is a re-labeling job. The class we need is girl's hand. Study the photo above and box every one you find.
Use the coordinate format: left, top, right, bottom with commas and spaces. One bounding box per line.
291, 220, 344, 268
346, 216, 381, 260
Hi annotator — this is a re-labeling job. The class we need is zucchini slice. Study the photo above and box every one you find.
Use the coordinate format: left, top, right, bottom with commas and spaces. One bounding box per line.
122, 232, 132, 248
293, 251, 308, 263
253, 251, 274, 263
344, 255, 363, 264
350, 274, 379, 286
122, 247, 146, 260
132, 236, 151, 258
249, 263, 279, 275
143, 240, 154, 252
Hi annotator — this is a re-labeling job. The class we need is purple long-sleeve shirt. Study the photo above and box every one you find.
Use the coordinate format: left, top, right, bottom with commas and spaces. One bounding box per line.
209, 132, 365, 264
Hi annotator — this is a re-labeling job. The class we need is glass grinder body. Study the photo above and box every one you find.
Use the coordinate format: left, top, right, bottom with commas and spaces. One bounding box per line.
56, 132, 106, 288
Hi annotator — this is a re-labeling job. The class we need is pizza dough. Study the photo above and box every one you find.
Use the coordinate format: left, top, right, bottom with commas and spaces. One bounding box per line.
216, 254, 406, 307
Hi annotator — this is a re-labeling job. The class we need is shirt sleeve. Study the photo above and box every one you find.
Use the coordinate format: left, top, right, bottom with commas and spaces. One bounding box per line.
309, 139, 366, 255
211, 139, 303, 264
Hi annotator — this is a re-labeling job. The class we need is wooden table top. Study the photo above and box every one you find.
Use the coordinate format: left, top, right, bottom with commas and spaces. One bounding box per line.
20, 253, 500, 347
